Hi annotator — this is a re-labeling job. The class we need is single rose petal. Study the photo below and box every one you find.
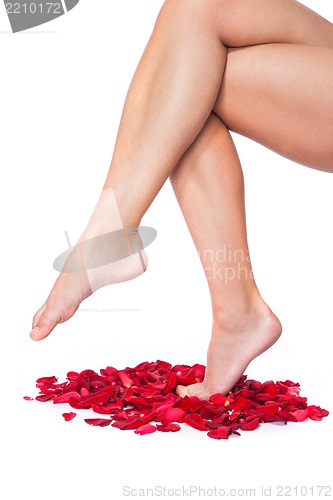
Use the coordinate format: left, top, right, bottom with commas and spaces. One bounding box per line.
184, 414, 208, 431
228, 410, 240, 422
35, 394, 54, 402
157, 423, 181, 432
123, 395, 150, 407
259, 413, 283, 423
260, 381, 277, 396
163, 372, 177, 393
91, 404, 113, 415
232, 396, 256, 411
53, 391, 81, 404
308, 405, 329, 421
240, 417, 260, 431
277, 409, 298, 422
118, 370, 133, 388
155, 403, 176, 415
200, 407, 217, 420
239, 389, 255, 398
162, 407, 185, 423
260, 401, 280, 415
186, 363, 205, 382
292, 409, 309, 422
255, 393, 277, 402
112, 419, 147, 430
176, 395, 191, 413
209, 394, 228, 405
23, 396, 34, 401
247, 380, 263, 393
176, 376, 197, 385
156, 360, 172, 370
190, 399, 209, 412
84, 418, 112, 427
36, 376, 58, 384
207, 426, 229, 440
134, 424, 157, 435
62, 412, 76, 422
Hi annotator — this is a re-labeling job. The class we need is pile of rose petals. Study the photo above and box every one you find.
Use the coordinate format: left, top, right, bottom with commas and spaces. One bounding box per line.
28, 360, 329, 439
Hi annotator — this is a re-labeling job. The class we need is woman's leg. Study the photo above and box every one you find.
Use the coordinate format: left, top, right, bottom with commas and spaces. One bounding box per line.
170, 113, 282, 398
31, 0, 333, 341
103, 0, 333, 221
215, 43, 333, 171
173, 43, 333, 398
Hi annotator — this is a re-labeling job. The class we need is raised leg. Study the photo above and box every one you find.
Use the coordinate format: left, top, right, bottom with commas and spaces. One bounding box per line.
30, 0, 333, 341
215, 43, 333, 171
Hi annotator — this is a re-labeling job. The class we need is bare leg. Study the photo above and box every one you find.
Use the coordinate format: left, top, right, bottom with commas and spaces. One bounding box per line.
172, 42, 333, 398
31, 0, 333, 341
170, 113, 282, 398
215, 43, 333, 171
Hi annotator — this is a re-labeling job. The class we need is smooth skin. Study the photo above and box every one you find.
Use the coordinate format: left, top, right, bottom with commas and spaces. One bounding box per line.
31, 0, 333, 399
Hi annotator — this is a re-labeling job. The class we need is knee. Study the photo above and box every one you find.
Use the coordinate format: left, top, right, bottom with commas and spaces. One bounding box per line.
309, 149, 333, 174
325, 151, 333, 173
155, 0, 218, 27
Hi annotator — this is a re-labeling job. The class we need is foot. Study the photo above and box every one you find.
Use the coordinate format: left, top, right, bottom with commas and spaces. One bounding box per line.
30, 189, 147, 341
176, 302, 282, 400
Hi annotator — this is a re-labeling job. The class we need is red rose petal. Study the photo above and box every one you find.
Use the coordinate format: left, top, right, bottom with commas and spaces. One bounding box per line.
84, 418, 112, 427
207, 426, 229, 440
209, 394, 228, 405
53, 391, 81, 404
232, 396, 256, 411
162, 407, 185, 423
156, 360, 172, 370
157, 423, 181, 432
62, 412, 76, 422
308, 405, 329, 421
23, 396, 34, 401
118, 370, 133, 388
184, 413, 208, 431
32, 362, 329, 439
36, 394, 54, 402
36, 376, 58, 384
292, 409, 309, 422
240, 417, 260, 431
261, 381, 277, 396
176, 395, 191, 413
163, 372, 177, 393
277, 409, 298, 422
134, 424, 157, 435
260, 401, 280, 415
259, 413, 283, 423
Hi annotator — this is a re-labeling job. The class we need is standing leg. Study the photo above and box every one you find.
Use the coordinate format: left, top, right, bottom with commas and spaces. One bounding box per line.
31, 0, 333, 341
171, 113, 282, 398
172, 42, 333, 397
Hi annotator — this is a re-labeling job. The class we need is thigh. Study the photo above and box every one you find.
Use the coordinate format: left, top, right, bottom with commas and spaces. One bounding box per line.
214, 43, 333, 172
216, 0, 333, 48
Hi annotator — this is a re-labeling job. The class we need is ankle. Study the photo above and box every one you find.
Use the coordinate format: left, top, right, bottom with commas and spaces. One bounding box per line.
212, 296, 273, 333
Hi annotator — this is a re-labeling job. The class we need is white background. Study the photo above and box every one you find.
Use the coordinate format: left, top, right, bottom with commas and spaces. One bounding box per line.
1, 1, 333, 499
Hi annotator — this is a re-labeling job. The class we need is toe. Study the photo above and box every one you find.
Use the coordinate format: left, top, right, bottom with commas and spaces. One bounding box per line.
32, 303, 47, 329
175, 385, 189, 397
30, 305, 59, 341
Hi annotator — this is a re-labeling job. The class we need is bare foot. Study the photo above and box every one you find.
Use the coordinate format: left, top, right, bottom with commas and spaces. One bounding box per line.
30, 189, 147, 341
176, 303, 282, 400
